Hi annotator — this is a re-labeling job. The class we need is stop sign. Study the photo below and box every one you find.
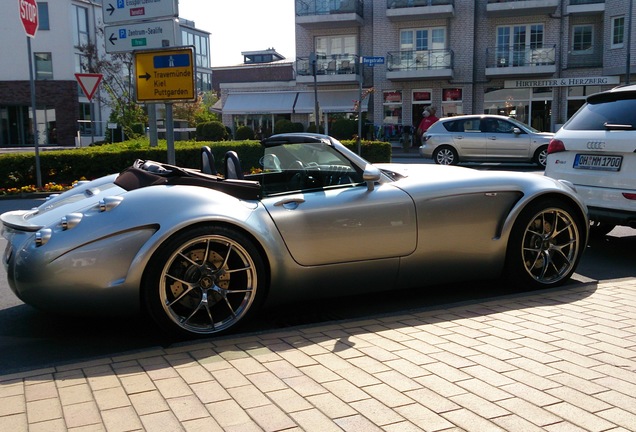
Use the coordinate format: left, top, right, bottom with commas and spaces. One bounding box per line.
19, 0, 38, 38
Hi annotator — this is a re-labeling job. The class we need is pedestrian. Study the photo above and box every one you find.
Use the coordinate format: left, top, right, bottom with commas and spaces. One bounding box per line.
416, 106, 439, 140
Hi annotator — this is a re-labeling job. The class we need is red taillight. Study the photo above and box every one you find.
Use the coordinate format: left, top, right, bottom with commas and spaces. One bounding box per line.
623, 193, 636, 200
547, 139, 566, 154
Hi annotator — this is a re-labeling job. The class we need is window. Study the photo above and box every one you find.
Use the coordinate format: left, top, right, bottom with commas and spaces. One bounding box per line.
37, 2, 49, 30
612, 16, 625, 48
35, 52, 53, 80
72, 5, 89, 47
572, 25, 593, 54
315, 35, 357, 58
441, 88, 463, 117
496, 24, 544, 66
400, 27, 446, 52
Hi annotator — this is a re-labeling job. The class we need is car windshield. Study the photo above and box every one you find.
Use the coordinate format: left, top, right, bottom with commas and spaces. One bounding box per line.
564, 97, 636, 130
257, 142, 364, 196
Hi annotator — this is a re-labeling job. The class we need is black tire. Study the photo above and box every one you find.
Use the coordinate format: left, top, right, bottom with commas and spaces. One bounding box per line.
589, 220, 616, 238
505, 198, 584, 289
533, 145, 548, 168
142, 225, 266, 338
433, 146, 458, 165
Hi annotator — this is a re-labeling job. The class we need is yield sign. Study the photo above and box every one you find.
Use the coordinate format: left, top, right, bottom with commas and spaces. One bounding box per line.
75, 73, 103, 101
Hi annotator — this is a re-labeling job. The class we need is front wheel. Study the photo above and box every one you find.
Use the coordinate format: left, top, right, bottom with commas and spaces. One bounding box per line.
433, 146, 458, 165
533, 146, 548, 168
505, 199, 584, 289
143, 225, 266, 338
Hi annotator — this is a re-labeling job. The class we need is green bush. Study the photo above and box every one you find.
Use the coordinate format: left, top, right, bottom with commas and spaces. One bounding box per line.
306, 124, 325, 134
196, 121, 228, 141
235, 125, 255, 140
330, 118, 357, 140
0, 139, 391, 190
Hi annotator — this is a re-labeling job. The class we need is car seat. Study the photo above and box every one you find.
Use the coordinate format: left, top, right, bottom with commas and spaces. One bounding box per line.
224, 151, 244, 180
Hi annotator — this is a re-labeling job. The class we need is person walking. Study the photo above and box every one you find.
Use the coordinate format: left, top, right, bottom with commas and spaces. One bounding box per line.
416, 106, 439, 140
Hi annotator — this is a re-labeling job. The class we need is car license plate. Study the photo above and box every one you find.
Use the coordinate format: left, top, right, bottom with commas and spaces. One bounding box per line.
573, 154, 622, 171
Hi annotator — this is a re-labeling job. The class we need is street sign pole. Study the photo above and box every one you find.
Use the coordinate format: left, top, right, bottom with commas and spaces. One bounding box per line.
165, 103, 175, 164
27, 36, 41, 188
357, 59, 363, 156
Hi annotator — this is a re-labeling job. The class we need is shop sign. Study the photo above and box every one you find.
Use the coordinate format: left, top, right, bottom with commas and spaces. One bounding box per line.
505, 76, 620, 88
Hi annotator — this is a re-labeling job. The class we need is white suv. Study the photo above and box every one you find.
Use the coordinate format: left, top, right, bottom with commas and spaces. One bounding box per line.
545, 85, 636, 236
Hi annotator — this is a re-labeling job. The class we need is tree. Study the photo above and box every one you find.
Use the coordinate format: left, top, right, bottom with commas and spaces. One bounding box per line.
76, 31, 147, 141
172, 92, 219, 127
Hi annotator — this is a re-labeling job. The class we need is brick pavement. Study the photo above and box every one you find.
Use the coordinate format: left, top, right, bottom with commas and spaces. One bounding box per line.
1, 278, 635, 432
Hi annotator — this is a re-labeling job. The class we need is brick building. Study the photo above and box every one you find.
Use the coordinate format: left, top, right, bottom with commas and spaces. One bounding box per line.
218, 0, 634, 144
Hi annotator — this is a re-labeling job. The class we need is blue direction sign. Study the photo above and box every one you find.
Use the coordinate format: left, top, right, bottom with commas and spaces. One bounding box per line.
103, 0, 178, 25
362, 56, 385, 66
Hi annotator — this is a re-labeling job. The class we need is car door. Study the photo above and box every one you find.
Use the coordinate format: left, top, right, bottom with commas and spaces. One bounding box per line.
451, 118, 488, 159
483, 118, 531, 160
262, 182, 417, 267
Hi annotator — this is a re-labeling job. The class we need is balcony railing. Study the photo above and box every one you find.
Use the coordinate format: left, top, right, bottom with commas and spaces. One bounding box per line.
296, 54, 360, 77
387, 49, 453, 71
486, 45, 556, 68
569, 0, 604, 5
295, 0, 363, 17
387, 0, 453, 8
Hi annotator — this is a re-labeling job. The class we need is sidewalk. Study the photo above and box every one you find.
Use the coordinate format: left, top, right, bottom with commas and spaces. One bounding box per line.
1, 278, 635, 432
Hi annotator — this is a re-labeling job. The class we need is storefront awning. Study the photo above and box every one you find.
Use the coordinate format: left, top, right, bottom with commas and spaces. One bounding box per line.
222, 92, 298, 114
294, 90, 369, 113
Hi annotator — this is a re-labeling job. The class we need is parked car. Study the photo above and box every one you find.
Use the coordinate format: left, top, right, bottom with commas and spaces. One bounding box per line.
1, 133, 587, 338
419, 114, 553, 167
545, 85, 636, 236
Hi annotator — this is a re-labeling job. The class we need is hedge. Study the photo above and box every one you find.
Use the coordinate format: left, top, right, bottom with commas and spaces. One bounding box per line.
0, 139, 392, 189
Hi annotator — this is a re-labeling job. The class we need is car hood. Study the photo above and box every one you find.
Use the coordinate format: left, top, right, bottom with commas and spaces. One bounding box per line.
375, 162, 569, 194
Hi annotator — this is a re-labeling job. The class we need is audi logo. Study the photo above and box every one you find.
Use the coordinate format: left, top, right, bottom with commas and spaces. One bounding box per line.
586, 141, 605, 150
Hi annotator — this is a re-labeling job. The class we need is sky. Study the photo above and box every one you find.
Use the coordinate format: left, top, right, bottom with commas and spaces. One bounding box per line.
177, 0, 296, 67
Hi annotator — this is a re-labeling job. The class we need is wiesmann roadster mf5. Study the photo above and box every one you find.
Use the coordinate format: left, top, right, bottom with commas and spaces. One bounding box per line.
1, 133, 588, 338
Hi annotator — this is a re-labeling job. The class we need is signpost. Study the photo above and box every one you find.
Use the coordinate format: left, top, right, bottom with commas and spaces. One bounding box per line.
355, 57, 384, 154
104, 19, 178, 54
102, 0, 184, 161
19, 0, 41, 188
102, 0, 178, 25
75, 73, 103, 146
19, 0, 38, 37
362, 56, 385, 67
134, 47, 195, 103
135, 47, 195, 164
75, 73, 103, 101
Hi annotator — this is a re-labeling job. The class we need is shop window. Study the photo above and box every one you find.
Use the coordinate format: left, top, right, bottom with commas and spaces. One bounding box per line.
441, 88, 462, 117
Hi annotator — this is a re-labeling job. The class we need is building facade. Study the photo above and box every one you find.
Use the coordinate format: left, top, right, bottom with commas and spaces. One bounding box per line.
296, 0, 633, 143
217, 0, 633, 144
0, 0, 211, 148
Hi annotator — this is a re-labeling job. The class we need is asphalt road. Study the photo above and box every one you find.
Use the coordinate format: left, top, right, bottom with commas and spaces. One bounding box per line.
0, 166, 634, 375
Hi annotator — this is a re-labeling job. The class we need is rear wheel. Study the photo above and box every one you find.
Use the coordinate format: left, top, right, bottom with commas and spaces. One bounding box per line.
505, 199, 584, 289
143, 225, 266, 338
433, 146, 458, 165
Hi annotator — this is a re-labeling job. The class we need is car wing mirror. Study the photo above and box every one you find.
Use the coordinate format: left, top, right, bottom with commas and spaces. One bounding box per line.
363, 164, 381, 191
513, 127, 522, 135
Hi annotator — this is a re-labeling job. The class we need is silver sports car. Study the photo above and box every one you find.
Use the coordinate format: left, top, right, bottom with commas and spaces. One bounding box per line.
1, 133, 588, 338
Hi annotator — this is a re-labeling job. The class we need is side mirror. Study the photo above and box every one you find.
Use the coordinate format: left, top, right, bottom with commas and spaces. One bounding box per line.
363, 164, 381, 191
513, 127, 522, 135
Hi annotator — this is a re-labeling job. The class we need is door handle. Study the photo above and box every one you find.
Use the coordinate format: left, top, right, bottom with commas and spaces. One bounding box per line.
274, 198, 305, 209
